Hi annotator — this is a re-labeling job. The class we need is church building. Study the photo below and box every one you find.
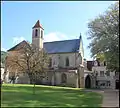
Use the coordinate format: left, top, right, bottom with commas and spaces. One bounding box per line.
4, 20, 85, 88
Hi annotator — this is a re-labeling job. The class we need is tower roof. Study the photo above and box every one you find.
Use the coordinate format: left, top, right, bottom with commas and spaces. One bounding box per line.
32, 20, 44, 30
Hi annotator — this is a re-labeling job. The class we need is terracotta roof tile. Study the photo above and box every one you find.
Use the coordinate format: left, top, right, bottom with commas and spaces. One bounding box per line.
32, 20, 44, 30
7, 40, 30, 52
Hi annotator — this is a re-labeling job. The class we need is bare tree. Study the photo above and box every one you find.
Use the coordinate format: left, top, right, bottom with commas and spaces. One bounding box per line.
6, 43, 49, 94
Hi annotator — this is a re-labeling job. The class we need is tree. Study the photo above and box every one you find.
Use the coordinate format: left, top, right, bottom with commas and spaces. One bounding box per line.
87, 2, 119, 72
6, 43, 49, 94
95, 53, 105, 63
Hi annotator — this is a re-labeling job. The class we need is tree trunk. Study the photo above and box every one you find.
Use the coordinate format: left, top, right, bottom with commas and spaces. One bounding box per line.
30, 78, 33, 84
27, 72, 33, 84
3, 72, 7, 83
54, 71, 56, 86
33, 83, 36, 95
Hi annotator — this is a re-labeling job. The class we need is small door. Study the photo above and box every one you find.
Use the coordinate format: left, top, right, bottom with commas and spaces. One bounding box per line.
85, 75, 91, 88
115, 80, 119, 89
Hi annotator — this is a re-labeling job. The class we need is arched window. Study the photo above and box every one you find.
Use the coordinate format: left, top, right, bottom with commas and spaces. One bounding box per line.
35, 29, 38, 37
49, 58, 52, 67
66, 57, 69, 66
41, 30, 43, 38
61, 73, 67, 83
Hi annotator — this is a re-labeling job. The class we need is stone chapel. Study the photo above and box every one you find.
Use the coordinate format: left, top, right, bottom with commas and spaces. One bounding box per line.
4, 20, 85, 88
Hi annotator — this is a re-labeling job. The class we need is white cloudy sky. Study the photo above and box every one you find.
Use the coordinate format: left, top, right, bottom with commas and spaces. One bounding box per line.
2, 31, 92, 60
11, 32, 70, 46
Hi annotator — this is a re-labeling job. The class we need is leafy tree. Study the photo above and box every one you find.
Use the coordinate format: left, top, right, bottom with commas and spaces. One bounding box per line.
95, 53, 105, 63
5, 43, 49, 94
87, 2, 119, 72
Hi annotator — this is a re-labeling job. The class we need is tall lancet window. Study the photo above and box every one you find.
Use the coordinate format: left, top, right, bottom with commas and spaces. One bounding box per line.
35, 29, 38, 37
41, 30, 43, 38
66, 57, 69, 67
49, 58, 52, 67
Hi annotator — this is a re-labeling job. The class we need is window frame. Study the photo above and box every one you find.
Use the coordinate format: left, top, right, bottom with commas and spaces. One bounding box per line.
41, 30, 43, 38
100, 71, 104, 77
106, 71, 110, 76
35, 29, 38, 37
66, 57, 69, 67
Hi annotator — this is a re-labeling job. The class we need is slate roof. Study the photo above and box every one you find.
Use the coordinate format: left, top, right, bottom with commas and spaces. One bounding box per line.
7, 38, 81, 54
43, 39, 80, 54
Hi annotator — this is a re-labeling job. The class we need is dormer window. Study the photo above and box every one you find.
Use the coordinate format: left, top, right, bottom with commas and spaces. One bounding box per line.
66, 57, 69, 67
100, 71, 104, 77
35, 29, 38, 37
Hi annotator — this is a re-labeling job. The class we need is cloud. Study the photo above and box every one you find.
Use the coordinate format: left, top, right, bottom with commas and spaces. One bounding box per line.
13, 36, 25, 45
1, 47, 7, 51
44, 32, 69, 42
1, 42, 7, 51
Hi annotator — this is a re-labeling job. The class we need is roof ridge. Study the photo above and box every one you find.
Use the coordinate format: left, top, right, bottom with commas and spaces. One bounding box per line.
7, 40, 29, 51
44, 38, 79, 44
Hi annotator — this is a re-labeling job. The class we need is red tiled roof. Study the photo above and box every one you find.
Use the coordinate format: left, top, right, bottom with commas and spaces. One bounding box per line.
32, 20, 44, 30
7, 40, 30, 52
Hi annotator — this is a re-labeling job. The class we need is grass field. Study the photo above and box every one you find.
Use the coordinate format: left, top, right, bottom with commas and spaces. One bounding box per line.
1, 84, 102, 107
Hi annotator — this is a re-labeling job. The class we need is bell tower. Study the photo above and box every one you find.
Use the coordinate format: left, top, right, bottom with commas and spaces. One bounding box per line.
32, 20, 44, 49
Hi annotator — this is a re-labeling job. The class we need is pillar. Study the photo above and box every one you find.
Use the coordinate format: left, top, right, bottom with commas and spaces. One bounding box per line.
79, 65, 84, 88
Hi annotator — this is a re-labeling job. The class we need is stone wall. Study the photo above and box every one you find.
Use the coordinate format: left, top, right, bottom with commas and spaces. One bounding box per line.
42, 70, 78, 88
15, 73, 30, 84
48, 53, 82, 68
55, 71, 77, 87
5, 66, 85, 89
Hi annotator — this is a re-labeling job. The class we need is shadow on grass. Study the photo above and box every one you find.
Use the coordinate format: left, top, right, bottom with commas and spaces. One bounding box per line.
1, 84, 102, 107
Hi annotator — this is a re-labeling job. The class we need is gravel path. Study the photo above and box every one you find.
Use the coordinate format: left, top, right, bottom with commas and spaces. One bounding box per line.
84, 89, 119, 107
102, 89, 119, 107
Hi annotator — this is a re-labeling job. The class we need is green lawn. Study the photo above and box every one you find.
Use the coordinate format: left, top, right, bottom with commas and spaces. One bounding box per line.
1, 84, 102, 107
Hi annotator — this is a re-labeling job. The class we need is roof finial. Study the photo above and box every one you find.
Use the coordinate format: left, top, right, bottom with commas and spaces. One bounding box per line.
79, 33, 82, 39
33, 20, 40, 28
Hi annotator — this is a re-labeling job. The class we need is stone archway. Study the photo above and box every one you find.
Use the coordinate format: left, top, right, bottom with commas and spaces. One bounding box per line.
85, 75, 91, 88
